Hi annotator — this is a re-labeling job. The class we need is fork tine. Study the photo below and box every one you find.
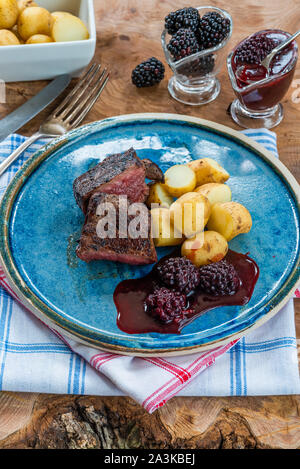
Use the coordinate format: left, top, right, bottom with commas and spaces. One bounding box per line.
64, 68, 106, 124
57, 64, 101, 120
51, 63, 98, 118
69, 73, 109, 129
72, 75, 109, 127
67, 71, 109, 129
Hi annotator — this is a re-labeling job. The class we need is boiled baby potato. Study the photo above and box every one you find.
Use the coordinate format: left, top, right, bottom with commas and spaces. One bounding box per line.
51, 12, 89, 42
181, 230, 228, 267
51, 11, 67, 21
170, 192, 211, 239
187, 158, 230, 185
18, 6, 53, 40
17, 0, 37, 13
0, 28, 20, 45
151, 207, 183, 247
164, 164, 196, 197
146, 182, 174, 209
11, 24, 24, 42
195, 183, 231, 206
26, 34, 52, 44
207, 202, 252, 241
0, 0, 18, 29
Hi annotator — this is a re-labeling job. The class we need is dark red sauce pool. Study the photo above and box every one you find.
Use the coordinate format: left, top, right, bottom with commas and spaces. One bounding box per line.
114, 250, 259, 334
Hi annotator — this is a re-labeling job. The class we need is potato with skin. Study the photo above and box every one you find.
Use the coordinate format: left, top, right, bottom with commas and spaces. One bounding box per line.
51, 12, 89, 42
18, 6, 53, 40
146, 182, 174, 209
26, 34, 52, 44
207, 202, 252, 241
0, 29, 20, 45
151, 207, 183, 247
187, 158, 230, 185
181, 230, 228, 267
164, 164, 196, 197
17, 0, 37, 13
170, 192, 211, 239
11, 24, 24, 42
0, 0, 18, 29
195, 183, 231, 206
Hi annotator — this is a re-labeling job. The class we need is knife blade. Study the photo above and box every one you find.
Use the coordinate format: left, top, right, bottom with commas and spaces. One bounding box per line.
0, 74, 71, 143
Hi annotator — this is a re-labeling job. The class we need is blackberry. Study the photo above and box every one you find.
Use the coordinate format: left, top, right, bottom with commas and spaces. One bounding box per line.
145, 287, 193, 324
167, 28, 200, 61
131, 57, 165, 87
198, 260, 240, 296
198, 12, 231, 49
182, 54, 215, 77
164, 7, 200, 35
197, 54, 215, 74
157, 256, 200, 295
235, 36, 277, 65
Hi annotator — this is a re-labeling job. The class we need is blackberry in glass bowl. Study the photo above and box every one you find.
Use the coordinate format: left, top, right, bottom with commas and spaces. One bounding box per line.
167, 28, 200, 61
162, 6, 232, 105
197, 11, 231, 49
164, 7, 200, 35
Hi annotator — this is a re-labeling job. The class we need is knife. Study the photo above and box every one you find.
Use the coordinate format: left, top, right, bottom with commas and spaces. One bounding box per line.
0, 74, 71, 143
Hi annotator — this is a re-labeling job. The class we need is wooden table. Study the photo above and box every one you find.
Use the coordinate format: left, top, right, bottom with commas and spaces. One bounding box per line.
0, 0, 299, 449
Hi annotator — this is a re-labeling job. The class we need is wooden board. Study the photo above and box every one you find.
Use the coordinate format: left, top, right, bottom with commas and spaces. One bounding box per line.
0, 0, 299, 449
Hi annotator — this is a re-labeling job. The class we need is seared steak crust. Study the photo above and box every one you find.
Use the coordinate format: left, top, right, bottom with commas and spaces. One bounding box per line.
76, 192, 157, 265
142, 159, 164, 182
73, 148, 149, 213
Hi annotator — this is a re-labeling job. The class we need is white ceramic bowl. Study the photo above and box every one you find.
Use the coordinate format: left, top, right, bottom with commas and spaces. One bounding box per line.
0, 0, 96, 82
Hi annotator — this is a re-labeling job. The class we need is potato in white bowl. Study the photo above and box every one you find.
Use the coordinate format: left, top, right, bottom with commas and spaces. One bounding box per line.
0, 0, 96, 82
0, 0, 18, 29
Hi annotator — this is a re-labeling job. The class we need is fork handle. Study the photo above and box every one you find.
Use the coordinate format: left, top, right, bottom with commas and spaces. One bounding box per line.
0, 132, 50, 178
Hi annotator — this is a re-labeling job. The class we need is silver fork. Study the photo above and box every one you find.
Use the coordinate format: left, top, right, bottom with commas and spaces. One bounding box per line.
0, 63, 109, 177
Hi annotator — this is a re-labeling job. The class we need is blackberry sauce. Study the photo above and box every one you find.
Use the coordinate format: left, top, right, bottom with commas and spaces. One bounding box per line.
231, 30, 298, 110
114, 250, 259, 334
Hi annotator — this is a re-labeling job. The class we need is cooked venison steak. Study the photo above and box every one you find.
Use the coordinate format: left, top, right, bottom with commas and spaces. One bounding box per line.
76, 192, 157, 265
142, 159, 164, 182
73, 148, 149, 213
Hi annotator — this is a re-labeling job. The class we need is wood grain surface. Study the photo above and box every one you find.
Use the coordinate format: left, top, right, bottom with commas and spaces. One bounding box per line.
0, 0, 299, 450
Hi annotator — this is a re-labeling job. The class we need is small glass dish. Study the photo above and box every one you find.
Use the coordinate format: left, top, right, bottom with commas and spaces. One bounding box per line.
161, 6, 232, 106
227, 29, 298, 129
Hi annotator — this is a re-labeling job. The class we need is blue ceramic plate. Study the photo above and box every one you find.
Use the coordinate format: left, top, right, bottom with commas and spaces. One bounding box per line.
0, 114, 299, 356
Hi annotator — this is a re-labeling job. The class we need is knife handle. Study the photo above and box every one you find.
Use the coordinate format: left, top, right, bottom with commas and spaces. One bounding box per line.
0, 133, 45, 177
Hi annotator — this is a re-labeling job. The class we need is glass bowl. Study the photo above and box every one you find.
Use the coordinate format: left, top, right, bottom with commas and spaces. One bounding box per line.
161, 6, 233, 106
227, 29, 298, 129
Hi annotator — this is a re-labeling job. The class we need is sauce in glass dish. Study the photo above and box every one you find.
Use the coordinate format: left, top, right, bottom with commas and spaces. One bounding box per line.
114, 250, 259, 335
230, 30, 298, 111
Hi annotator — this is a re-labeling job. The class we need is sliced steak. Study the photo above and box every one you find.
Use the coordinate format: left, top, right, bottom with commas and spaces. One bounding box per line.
73, 148, 149, 213
142, 159, 164, 182
76, 192, 157, 265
